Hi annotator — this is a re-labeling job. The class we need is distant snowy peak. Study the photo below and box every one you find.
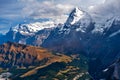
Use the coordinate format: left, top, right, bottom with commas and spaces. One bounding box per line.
65, 7, 92, 26
68, 7, 84, 25
61, 7, 92, 33
11, 21, 56, 35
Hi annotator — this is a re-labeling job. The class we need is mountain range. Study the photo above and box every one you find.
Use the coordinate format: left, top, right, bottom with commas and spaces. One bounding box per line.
0, 7, 120, 80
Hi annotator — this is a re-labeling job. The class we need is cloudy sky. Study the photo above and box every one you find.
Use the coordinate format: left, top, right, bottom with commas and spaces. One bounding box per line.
0, 0, 108, 34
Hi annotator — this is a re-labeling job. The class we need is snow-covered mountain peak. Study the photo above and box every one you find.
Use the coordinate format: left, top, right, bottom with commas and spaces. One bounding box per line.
66, 7, 85, 25
61, 7, 92, 33
72, 7, 84, 16
11, 21, 56, 35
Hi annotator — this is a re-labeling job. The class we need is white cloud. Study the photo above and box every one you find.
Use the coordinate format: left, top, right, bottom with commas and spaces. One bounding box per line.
19, 0, 74, 23
88, 6, 95, 10
18, 0, 105, 23
91, 0, 120, 17
0, 0, 107, 33
88, 0, 120, 24
0, 0, 105, 23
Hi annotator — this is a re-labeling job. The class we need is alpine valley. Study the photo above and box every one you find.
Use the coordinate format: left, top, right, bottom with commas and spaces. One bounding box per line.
0, 5, 120, 80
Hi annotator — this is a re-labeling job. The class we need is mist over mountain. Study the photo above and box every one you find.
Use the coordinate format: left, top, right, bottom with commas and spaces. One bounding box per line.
90, 0, 120, 23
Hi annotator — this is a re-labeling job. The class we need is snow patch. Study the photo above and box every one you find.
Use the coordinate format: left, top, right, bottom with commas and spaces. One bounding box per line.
103, 68, 108, 72
109, 30, 120, 37
12, 21, 56, 35
70, 7, 84, 25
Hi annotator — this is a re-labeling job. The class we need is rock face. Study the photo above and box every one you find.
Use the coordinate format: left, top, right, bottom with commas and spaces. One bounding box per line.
97, 59, 120, 80
87, 17, 120, 80
42, 7, 93, 54
42, 8, 120, 79
26, 28, 53, 46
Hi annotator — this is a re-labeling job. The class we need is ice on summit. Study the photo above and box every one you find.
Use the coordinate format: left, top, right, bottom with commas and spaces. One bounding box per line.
64, 7, 92, 33
70, 7, 84, 25
12, 21, 56, 35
